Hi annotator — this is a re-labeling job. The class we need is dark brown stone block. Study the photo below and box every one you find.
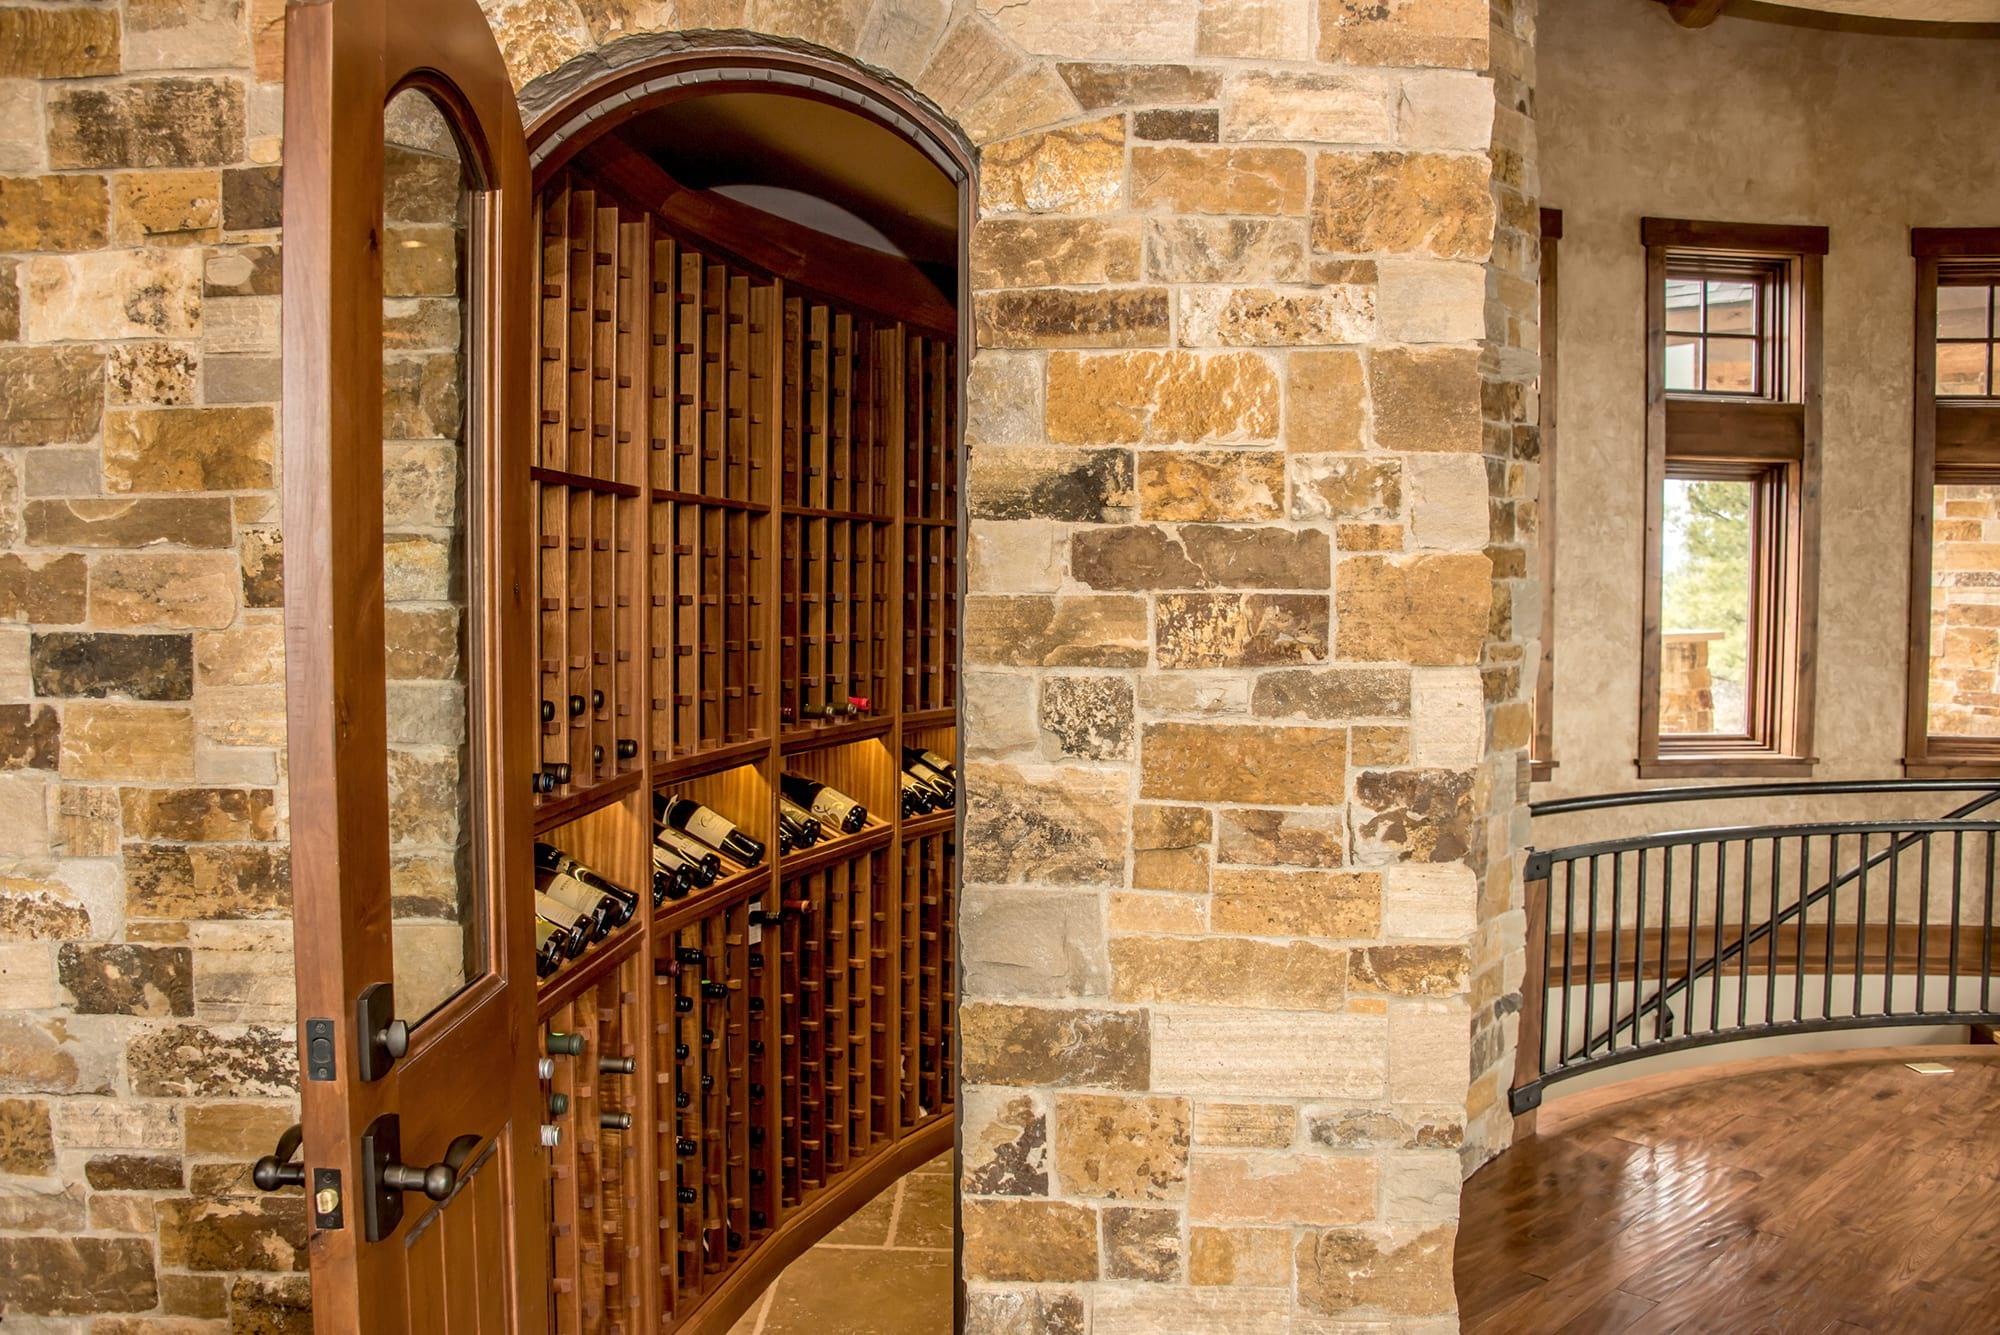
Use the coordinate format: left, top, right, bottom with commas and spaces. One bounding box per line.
229, 1274, 313, 1333
969, 448, 1133, 525
1354, 768, 1475, 862
23, 497, 235, 548
0, 703, 60, 769
59, 943, 195, 1016
0, 346, 106, 446
240, 523, 283, 607
203, 243, 282, 297
0, 1097, 55, 1173
1252, 666, 1411, 720
961, 1003, 1149, 1090
48, 78, 245, 170
30, 631, 194, 700
0, 1235, 158, 1315
973, 288, 1171, 350
127, 1023, 297, 1098
121, 786, 278, 841
85, 1152, 185, 1190
1056, 62, 1223, 110
125, 842, 292, 919
1103, 1205, 1182, 1281
221, 164, 282, 231
0, 552, 88, 621
1133, 108, 1219, 142
158, 1193, 307, 1271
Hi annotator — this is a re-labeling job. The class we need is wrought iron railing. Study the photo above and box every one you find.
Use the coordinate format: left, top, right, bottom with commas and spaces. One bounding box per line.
1512, 780, 2000, 1114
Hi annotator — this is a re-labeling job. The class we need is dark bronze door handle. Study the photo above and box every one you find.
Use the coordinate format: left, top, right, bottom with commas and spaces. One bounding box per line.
252, 1123, 305, 1191
360, 1114, 484, 1240
382, 1133, 482, 1201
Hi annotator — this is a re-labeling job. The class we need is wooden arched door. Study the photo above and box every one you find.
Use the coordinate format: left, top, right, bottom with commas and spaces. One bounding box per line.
279, 0, 541, 1325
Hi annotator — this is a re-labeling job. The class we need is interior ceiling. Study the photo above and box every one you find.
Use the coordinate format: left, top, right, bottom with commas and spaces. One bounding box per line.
614, 93, 958, 268
1747, 0, 2000, 18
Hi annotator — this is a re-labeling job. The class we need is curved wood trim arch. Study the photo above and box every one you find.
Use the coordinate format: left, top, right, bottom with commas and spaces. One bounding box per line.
505, 35, 973, 1335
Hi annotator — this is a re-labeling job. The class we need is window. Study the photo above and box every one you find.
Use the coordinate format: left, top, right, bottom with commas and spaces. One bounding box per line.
1639, 217, 1826, 777
1906, 230, 2000, 774
1532, 206, 1561, 782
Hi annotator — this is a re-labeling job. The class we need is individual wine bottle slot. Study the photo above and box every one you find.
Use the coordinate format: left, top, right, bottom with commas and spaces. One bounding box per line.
674, 1090, 692, 1109
534, 919, 568, 977
568, 693, 588, 718
673, 995, 693, 1014
656, 792, 767, 867
591, 744, 605, 767
847, 695, 872, 714
547, 1093, 570, 1117
535, 843, 638, 924
599, 1056, 636, 1076
795, 699, 858, 721
536, 905, 591, 958
903, 746, 957, 788
615, 738, 639, 761
540, 1124, 561, 1148
677, 1186, 698, 1204
535, 867, 615, 940
899, 773, 936, 817
751, 1210, 769, 1229
676, 947, 706, 966
675, 1137, 698, 1157
779, 773, 867, 834
531, 763, 570, 795
699, 980, 728, 1000
599, 1111, 632, 1131
546, 1031, 586, 1057
654, 837, 718, 888
591, 688, 605, 712
540, 699, 557, 723
654, 824, 723, 878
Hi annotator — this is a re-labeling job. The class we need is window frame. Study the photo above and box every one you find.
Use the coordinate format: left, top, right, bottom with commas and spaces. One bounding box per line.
1904, 227, 2000, 776
1663, 261, 1788, 399
1638, 217, 1826, 779
1532, 206, 1561, 783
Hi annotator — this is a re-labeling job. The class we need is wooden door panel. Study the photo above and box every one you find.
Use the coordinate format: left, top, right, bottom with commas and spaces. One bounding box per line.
282, 0, 539, 1324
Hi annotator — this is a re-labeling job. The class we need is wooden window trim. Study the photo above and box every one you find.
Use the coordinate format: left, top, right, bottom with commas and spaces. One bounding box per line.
1905, 229, 2000, 777
1532, 206, 1561, 783
1639, 218, 1823, 779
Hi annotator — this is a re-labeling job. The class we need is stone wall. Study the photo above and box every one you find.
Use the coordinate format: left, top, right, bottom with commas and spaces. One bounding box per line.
0, 0, 1517, 1326
1928, 484, 2000, 740
0, 0, 307, 1325
1660, 630, 1719, 737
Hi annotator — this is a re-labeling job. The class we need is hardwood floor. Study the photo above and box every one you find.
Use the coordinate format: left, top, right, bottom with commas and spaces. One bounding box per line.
1456, 1047, 2000, 1333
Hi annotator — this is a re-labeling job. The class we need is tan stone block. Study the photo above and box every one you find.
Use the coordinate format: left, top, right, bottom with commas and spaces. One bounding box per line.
962, 63, 1083, 147
1112, 936, 1347, 1009
107, 342, 199, 407
1293, 455, 1402, 522
1053, 1092, 1190, 1200
1381, 1149, 1460, 1221
0, 6, 120, 77
1389, 1000, 1470, 1102
970, 217, 1141, 289
482, 0, 592, 87
1409, 665, 1483, 766
1383, 862, 1476, 940
962, 1197, 1099, 1283
1131, 803, 1209, 893
1140, 721, 1345, 804
0, 82, 40, 176
1336, 554, 1491, 665
1378, 258, 1486, 342
1338, 520, 1404, 551
917, 13, 1028, 116
1211, 867, 1381, 938
1048, 351, 1279, 445
90, 553, 238, 631
1250, 667, 1409, 720
1094, 1289, 1294, 1334
0, 941, 60, 1009
960, 1086, 1049, 1196
960, 889, 1108, 999
60, 704, 194, 782
110, 170, 222, 246
0, 1097, 56, 1173
1072, 524, 1329, 592
1189, 1150, 1374, 1225
1222, 70, 1393, 142
203, 294, 280, 354
1216, 808, 1344, 868
1398, 69, 1494, 151
969, 447, 1134, 524
125, 0, 248, 69
0, 346, 104, 447
968, 521, 1065, 595
853, 0, 950, 78
963, 353, 1044, 449
1189, 1224, 1293, 1286
979, 0, 1198, 59
965, 595, 1148, 668
974, 287, 1167, 349
1305, 1103, 1463, 1151
1296, 1224, 1458, 1317
1108, 891, 1205, 935
189, 920, 293, 1021
23, 497, 233, 549
960, 1002, 1149, 1089
1350, 944, 1470, 997
1198, 0, 1308, 58
1156, 592, 1329, 669
1286, 348, 1367, 452
1136, 450, 1283, 522
0, 174, 108, 251
1352, 723, 1409, 765
964, 1285, 1087, 1335
195, 623, 285, 689
53, 784, 119, 858
745, 0, 867, 47
103, 407, 273, 493
1145, 218, 1308, 284
964, 764, 1125, 888
120, 787, 276, 843
1131, 146, 1307, 216
22, 250, 203, 341
1405, 452, 1490, 552
1312, 152, 1494, 260
1136, 672, 1251, 719
1152, 1009, 1386, 1098
1179, 284, 1375, 348
979, 115, 1125, 215
963, 671, 1039, 758
1319, 0, 1487, 68
1191, 1101, 1294, 1149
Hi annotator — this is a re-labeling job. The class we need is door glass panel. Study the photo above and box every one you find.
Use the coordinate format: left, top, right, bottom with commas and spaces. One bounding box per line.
1661, 477, 1754, 737
1928, 482, 2000, 740
382, 87, 483, 1025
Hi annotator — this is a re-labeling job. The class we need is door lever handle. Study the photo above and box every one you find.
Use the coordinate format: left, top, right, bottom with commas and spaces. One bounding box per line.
252, 1124, 305, 1191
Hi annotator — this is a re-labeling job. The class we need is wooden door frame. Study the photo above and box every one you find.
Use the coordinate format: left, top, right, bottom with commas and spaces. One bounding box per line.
282, 0, 542, 1325
519, 44, 976, 1333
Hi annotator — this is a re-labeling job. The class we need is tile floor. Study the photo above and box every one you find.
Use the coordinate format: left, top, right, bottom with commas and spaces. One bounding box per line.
727, 1152, 955, 1335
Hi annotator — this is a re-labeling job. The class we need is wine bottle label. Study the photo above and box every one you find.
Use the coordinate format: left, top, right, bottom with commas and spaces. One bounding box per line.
809, 787, 855, 827
535, 891, 582, 926
747, 898, 763, 945
680, 804, 736, 850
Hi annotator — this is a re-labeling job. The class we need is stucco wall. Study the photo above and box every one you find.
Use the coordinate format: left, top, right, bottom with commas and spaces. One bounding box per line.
0, 0, 1518, 1327
1538, 1, 2000, 826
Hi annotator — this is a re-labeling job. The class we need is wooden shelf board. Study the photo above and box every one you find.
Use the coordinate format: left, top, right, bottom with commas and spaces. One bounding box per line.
535, 769, 645, 834
652, 738, 770, 786
531, 464, 644, 498
778, 717, 891, 755
654, 865, 773, 936
897, 809, 955, 841
536, 921, 647, 1019
774, 822, 892, 880
650, 487, 769, 514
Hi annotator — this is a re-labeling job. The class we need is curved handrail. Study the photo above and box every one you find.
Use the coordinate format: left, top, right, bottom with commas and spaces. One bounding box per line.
1531, 777, 2000, 818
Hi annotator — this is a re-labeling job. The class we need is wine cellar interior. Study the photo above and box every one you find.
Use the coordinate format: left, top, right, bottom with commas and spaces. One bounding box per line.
520, 89, 961, 1333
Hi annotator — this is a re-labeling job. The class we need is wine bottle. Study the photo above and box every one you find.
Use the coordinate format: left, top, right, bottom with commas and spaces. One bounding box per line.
531, 762, 570, 795
615, 738, 638, 761
899, 772, 936, 816
599, 1056, 635, 1076
599, 1111, 631, 1130
677, 1186, 698, 1204
797, 699, 857, 720
535, 843, 637, 924
657, 827, 723, 878
534, 919, 567, 977
653, 865, 690, 906
535, 866, 615, 939
547, 1093, 569, 1116
780, 773, 867, 834
546, 1031, 585, 1056
656, 792, 766, 866
568, 693, 588, 718
536, 907, 590, 959
904, 758, 954, 806
903, 746, 957, 787
540, 699, 556, 723
778, 797, 824, 844
652, 839, 716, 891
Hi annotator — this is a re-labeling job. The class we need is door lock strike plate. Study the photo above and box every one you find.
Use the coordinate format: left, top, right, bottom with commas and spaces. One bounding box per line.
312, 1167, 344, 1231
305, 1018, 336, 1082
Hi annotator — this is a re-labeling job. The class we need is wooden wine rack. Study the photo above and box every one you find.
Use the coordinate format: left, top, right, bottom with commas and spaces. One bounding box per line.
528, 173, 958, 1334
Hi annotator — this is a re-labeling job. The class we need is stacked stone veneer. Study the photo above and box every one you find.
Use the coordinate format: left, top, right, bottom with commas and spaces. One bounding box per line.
1928, 483, 2000, 739
0, 0, 1519, 1326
